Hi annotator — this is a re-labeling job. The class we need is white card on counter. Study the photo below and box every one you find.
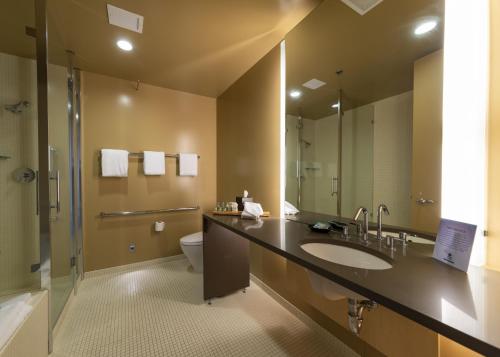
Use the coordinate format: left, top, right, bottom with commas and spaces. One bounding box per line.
432, 219, 477, 272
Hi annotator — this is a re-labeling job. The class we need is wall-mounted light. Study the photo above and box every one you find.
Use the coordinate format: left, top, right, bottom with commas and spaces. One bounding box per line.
289, 90, 302, 99
117, 39, 133, 51
331, 103, 340, 109
442, 0, 489, 266
414, 19, 438, 36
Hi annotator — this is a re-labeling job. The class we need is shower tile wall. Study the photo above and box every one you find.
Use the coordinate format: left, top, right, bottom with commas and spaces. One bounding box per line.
0, 52, 39, 295
373, 91, 413, 227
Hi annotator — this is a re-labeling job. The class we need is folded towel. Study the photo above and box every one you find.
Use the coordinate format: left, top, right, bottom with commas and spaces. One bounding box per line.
101, 149, 129, 177
241, 202, 264, 220
284, 201, 299, 215
179, 153, 198, 176
143, 151, 165, 175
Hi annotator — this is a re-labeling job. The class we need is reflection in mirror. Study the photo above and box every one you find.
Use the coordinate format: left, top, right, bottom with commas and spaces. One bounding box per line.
285, 0, 444, 236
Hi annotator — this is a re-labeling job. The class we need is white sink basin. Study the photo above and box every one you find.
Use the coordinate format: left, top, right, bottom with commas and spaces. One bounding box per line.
368, 230, 435, 245
301, 243, 392, 270
301, 242, 391, 301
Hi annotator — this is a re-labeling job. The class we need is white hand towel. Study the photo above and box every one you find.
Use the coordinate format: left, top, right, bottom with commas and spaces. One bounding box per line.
101, 149, 129, 177
143, 151, 165, 175
179, 153, 198, 176
241, 202, 264, 220
284, 201, 299, 215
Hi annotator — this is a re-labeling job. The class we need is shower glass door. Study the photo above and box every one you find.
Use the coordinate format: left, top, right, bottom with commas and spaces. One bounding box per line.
46, 5, 76, 327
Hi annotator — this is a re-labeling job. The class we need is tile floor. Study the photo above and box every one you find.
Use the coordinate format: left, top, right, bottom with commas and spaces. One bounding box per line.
51, 258, 357, 357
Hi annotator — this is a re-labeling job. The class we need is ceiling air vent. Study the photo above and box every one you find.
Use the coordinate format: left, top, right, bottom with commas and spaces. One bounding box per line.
302, 79, 326, 90
107, 4, 144, 33
341, 0, 384, 16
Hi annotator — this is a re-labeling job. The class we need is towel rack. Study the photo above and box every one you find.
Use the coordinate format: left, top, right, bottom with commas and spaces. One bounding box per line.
130, 152, 200, 159
99, 152, 200, 159
100, 206, 200, 218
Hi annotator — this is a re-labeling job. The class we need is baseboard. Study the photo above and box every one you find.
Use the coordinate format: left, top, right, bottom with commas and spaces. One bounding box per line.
85, 254, 186, 279
250, 273, 346, 345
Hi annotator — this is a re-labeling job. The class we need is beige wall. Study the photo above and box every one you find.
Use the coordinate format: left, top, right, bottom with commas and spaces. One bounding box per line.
216, 45, 281, 213
81, 72, 216, 272
487, 0, 500, 271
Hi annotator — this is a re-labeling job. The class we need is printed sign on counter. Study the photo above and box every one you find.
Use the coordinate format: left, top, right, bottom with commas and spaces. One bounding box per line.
432, 219, 477, 272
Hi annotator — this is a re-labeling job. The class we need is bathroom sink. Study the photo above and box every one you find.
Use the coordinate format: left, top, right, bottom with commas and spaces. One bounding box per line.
368, 230, 435, 245
300, 242, 392, 270
301, 242, 391, 301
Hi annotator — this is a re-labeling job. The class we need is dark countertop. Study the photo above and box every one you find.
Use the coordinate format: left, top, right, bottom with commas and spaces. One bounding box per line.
204, 213, 500, 356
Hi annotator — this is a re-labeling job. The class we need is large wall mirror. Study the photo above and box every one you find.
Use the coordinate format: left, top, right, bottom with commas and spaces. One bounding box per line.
284, 0, 444, 236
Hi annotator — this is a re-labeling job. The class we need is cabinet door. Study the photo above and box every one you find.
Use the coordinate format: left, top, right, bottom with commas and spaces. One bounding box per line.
203, 218, 249, 300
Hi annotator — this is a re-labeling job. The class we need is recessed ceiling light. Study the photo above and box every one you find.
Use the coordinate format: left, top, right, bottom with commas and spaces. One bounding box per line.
289, 90, 302, 98
414, 20, 438, 36
117, 39, 133, 51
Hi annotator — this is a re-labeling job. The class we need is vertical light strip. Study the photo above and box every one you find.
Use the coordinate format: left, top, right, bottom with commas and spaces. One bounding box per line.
280, 40, 286, 218
442, 0, 489, 266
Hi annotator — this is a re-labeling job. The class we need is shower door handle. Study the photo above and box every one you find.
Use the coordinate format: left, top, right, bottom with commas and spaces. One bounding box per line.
35, 170, 39, 215
50, 170, 61, 215
331, 177, 338, 196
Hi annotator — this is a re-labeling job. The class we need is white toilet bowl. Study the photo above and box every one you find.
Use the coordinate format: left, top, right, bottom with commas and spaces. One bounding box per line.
180, 232, 203, 272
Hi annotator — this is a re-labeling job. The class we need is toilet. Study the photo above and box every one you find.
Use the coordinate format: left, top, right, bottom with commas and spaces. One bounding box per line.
180, 232, 203, 272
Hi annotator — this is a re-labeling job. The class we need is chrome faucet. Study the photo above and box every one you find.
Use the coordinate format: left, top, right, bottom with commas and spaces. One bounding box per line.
353, 207, 369, 237
376, 204, 390, 240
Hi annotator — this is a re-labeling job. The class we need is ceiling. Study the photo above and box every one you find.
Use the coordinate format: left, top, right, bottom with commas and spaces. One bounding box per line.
0, 0, 320, 98
286, 0, 444, 119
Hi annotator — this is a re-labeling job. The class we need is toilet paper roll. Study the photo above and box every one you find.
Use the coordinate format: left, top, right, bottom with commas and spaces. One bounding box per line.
154, 221, 165, 232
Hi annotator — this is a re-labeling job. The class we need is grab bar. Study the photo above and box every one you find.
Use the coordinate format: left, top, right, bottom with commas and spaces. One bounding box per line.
100, 206, 200, 218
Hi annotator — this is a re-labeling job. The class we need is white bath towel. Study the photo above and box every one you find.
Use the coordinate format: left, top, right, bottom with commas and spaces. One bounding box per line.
284, 201, 299, 215
179, 153, 198, 176
101, 149, 129, 177
241, 202, 264, 220
143, 151, 165, 175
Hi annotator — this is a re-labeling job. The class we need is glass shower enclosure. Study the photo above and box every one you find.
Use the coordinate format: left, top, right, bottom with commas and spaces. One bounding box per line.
0, 0, 83, 349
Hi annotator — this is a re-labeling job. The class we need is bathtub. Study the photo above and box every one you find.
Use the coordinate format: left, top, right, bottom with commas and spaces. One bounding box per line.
0, 293, 33, 350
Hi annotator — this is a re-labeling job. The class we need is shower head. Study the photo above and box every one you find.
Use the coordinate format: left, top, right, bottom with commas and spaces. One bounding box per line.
4, 101, 30, 114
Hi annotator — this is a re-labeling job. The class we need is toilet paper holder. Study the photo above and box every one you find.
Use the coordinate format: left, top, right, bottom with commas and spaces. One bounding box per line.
154, 221, 165, 232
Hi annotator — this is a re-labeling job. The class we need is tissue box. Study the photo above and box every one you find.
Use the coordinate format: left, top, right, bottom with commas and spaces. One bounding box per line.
236, 196, 253, 211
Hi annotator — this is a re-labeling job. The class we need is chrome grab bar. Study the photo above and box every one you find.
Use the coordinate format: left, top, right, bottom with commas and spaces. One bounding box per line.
100, 206, 200, 218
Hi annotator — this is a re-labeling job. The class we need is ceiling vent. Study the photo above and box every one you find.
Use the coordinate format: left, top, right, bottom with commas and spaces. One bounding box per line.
107, 4, 144, 33
341, 0, 384, 16
302, 78, 326, 90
